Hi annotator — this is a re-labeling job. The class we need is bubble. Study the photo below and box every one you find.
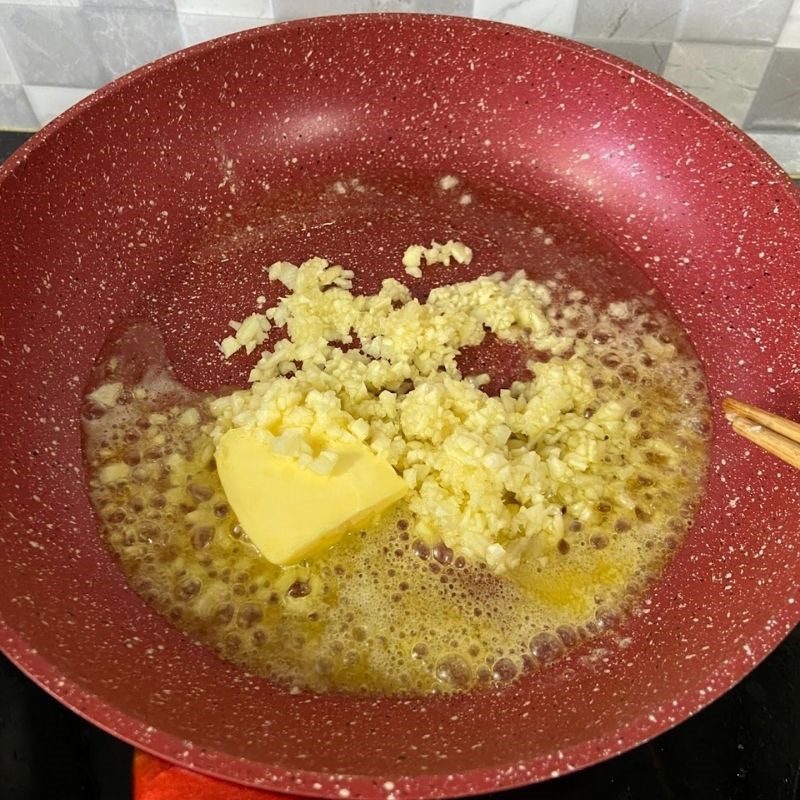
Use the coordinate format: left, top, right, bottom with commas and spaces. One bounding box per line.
82, 402, 107, 420
556, 626, 578, 647
191, 525, 214, 550
435, 654, 472, 689
590, 535, 608, 550
189, 483, 214, 502
492, 658, 518, 682
252, 629, 267, 647
476, 666, 492, 683
596, 608, 618, 630
106, 508, 126, 524
122, 448, 141, 466
237, 603, 263, 629
432, 543, 454, 565
177, 577, 201, 600
530, 632, 564, 663
137, 523, 160, 544
213, 603, 234, 626
411, 540, 429, 559
286, 581, 311, 599
411, 643, 428, 659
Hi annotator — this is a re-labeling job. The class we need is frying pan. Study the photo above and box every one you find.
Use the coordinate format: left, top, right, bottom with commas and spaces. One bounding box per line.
1, 13, 798, 799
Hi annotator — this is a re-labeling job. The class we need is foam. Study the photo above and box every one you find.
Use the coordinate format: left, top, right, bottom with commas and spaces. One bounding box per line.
82, 286, 709, 695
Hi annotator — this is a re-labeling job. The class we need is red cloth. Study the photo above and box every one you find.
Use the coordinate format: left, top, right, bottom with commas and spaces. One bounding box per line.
134, 752, 292, 800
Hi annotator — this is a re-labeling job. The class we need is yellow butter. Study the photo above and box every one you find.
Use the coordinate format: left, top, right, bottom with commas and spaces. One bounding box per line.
215, 427, 408, 565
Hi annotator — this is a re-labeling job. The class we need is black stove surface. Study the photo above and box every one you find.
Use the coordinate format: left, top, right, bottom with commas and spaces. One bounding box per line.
1, 130, 798, 800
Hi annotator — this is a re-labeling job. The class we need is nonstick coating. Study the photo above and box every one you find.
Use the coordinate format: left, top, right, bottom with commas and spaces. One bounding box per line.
0, 14, 798, 800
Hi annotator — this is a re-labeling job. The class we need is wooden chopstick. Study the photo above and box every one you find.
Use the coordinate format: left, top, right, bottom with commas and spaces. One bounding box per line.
723, 397, 800, 470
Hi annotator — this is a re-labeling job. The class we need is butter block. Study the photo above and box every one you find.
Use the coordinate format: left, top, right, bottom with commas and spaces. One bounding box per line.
215, 427, 408, 565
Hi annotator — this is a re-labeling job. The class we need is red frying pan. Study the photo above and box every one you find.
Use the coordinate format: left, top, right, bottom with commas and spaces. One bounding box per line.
1, 14, 798, 799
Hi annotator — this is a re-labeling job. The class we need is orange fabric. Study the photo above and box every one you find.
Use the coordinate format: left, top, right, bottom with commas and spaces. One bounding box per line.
134, 752, 292, 800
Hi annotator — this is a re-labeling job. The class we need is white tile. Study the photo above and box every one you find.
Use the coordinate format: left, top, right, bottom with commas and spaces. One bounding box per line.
0, 1, 79, 7
175, 0, 272, 16
0, 6, 107, 86
748, 131, 800, 175
272, 0, 472, 19
83, 8, 183, 79
23, 84, 93, 126
0, 83, 37, 128
679, 0, 793, 44
0, 29, 18, 83
80, 0, 175, 8
578, 38, 672, 75
473, 0, 578, 35
574, 0, 683, 40
179, 12, 268, 47
745, 49, 800, 129
778, 0, 800, 47
663, 42, 772, 126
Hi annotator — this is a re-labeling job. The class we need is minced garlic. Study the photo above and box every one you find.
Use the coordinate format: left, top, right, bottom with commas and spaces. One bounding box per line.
218, 312, 271, 357
210, 255, 659, 575
402, 240, 473, 277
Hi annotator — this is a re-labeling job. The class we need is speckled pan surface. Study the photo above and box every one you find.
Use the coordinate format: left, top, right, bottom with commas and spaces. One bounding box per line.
0, 13, 798, 799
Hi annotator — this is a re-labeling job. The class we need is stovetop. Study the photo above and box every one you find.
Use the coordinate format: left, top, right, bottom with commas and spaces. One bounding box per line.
1, 130, 798, 800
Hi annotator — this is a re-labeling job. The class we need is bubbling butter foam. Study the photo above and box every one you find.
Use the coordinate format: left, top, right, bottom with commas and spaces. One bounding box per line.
82, 257, 710, 695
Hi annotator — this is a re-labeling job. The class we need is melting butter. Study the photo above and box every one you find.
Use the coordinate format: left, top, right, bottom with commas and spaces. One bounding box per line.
215, 427, 408, 565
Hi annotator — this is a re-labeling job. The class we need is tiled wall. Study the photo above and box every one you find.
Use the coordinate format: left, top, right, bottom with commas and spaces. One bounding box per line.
0, 0, 798, 173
